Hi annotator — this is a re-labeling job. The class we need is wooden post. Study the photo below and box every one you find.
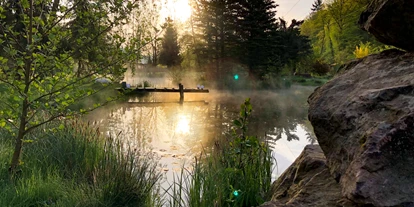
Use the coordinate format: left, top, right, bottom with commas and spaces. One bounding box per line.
179, 83, 184, 103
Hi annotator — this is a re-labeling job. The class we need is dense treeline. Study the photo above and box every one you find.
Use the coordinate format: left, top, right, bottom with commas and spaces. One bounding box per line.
300, 0, 388, 69
175, 0, 311, 86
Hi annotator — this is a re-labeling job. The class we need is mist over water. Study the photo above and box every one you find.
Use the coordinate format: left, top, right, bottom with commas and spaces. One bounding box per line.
86, 70, 317, 187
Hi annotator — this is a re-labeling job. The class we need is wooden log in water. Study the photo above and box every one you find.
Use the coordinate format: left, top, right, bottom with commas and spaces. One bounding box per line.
116, 87, 209, 94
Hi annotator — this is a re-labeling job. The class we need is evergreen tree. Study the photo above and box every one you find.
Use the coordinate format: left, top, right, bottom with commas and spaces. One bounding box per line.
190, 0, 312, 79
237, 0, 279, 78
159, 18, 182, 68
311, 0, 323, 12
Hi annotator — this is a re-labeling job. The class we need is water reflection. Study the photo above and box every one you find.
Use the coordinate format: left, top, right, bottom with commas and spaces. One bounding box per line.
86, 86, 317, 184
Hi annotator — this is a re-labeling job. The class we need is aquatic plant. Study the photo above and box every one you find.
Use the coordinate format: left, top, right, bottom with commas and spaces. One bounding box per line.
0, 121, 162, 207
168, 98, 274, 207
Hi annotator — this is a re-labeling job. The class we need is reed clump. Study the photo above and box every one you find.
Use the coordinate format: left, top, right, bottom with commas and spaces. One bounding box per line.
168, 98, 274, 207
0, 120, 163, 207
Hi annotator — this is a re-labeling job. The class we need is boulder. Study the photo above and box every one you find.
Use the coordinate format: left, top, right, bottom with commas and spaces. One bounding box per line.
359, 0, 414, 51
261, 145, 355, 207
308, 49, 414, 206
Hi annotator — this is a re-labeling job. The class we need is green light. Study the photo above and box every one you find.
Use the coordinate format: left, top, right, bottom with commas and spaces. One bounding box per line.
233, 190, 239, 197
234, 74, 239, 80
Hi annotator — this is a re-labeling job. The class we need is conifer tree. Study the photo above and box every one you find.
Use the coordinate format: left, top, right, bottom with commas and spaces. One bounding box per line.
159, 18, 182, 68
311, 0, 323, 12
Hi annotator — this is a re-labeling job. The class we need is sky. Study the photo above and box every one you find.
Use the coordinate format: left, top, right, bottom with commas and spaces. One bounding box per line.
158, 0, 316, 24
276, 0, 315, 23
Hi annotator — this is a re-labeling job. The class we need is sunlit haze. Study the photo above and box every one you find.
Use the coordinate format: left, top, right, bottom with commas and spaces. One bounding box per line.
160, 0, 192, 22
158, 0, 316, 23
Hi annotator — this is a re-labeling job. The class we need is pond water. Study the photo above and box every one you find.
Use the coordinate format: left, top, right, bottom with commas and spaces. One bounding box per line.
86, 81, 317, 189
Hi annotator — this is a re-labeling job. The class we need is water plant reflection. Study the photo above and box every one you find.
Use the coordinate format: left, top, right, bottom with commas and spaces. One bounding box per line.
86, 86, 317, 182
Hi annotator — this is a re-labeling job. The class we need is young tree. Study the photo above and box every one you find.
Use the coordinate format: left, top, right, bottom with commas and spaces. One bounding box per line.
159, 17, 182, 68
0, 0, 137, 172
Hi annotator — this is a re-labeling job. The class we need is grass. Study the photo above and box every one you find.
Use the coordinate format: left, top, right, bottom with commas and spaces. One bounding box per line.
289, 76, 330, 86
168, 98, 274, 207
0, 120, 163, 207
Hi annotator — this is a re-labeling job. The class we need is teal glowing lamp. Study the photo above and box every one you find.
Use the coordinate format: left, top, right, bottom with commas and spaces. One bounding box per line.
233, 190, 239, 197
234, 74, 239, 80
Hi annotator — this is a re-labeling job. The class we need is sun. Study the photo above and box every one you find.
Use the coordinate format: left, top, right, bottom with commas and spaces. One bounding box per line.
160, 0, 192, 22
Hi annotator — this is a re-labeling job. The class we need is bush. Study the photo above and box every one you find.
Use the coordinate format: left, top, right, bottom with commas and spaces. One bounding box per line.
311, 59, 331, 76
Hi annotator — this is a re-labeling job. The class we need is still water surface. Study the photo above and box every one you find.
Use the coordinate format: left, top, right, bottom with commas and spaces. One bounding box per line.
87, 85, 317, 187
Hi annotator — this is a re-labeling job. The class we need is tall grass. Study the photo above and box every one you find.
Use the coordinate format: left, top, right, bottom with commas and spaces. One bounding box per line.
168, 98, 274, 207
0, 120, 163, 207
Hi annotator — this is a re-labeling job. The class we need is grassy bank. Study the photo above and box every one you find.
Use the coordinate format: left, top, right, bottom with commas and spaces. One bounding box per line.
168, 99, 274, 207
289, 76, 330, 86
0, 120, 162, 207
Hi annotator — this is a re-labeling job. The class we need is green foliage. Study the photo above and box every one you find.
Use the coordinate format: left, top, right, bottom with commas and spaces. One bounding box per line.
311, 59, 331, 76
0, 121, 162, 207
0, 0, 139, 170
354, 43, 370, 59
168, 98, 273, 207
301, 0, 386, 66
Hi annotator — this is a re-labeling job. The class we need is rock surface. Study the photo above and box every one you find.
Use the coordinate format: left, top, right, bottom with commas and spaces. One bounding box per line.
308, 49, 414, 206
359, 0, 414, 51
260, 145, 354, 207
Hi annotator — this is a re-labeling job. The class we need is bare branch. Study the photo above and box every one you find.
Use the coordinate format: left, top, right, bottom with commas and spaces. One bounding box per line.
24, 113, 64, 135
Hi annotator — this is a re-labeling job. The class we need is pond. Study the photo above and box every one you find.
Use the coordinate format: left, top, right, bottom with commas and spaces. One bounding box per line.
87, 76, 317, 189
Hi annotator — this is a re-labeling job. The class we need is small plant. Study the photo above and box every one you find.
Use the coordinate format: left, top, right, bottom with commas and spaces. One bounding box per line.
354, 42, 370, 59
311, 59, 331, 76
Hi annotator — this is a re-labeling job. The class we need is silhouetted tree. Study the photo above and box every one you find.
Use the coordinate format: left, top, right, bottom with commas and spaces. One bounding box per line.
159, 18, 182, 68
311, 0, 323, 12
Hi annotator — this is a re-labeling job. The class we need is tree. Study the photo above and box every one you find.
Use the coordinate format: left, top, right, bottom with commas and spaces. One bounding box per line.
301, 0, 385, 65
237, 0, 280, 78
0, 0, 137, 172
311, 0, 323, 12
278, 19, 312, 75
159, 18, 182, 68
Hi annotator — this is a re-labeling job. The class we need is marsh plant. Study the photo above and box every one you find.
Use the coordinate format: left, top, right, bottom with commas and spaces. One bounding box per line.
0, 121, 163, 207
168, 98, 274, 207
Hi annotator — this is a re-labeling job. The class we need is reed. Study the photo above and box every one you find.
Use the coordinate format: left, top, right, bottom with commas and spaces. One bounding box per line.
168, 98, 274, 207
0, 120, 163, 207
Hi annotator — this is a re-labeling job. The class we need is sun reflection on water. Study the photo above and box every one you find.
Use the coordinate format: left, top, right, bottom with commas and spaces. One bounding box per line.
175, 115, 190, 134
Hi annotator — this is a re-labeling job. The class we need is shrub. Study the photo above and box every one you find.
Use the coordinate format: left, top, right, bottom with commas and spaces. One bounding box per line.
354, 42, 370, 59
311, 59, 331, 76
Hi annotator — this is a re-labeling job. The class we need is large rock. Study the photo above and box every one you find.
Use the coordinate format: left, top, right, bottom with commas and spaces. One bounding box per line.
308, 49, 414, 206
261, 145, 354, 207
359, 0, 414, 51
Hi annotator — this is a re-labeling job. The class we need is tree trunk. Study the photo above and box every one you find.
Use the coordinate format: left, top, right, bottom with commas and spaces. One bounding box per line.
10, 102, 27, 172
10, 0, 32, 173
